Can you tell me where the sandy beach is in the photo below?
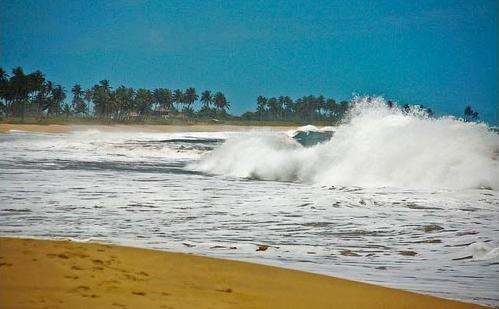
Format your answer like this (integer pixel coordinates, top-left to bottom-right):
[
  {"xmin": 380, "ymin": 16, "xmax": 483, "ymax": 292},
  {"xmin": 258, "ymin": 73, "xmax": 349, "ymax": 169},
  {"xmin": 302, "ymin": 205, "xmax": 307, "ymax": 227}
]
[
  {"xmin": 0, "ymin": 237, "xmax": 485, "ymax": 309},
  {"xmin": 0, "ymin": 123, "xmax": 73, "ymax": 134},
  {"xmin": 0, "ymin": 123, "xmax": 295, "ymax": 134}
]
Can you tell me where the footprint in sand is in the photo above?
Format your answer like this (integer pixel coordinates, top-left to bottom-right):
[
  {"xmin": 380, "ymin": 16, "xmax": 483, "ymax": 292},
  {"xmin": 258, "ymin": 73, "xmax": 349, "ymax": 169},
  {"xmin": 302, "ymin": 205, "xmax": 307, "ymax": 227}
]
[
  {"xmin": 64, "ymin": 275, "xmax": 79, "ymax": 280},
  {"xmin": 47, "ymin": 253, "xmax": 70, "ymax": 259}
]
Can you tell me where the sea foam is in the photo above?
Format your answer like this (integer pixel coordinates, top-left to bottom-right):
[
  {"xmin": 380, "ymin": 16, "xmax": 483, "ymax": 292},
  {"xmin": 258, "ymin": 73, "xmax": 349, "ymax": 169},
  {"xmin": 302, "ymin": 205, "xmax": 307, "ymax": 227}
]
[{"xmin": 193, "ymin": 97, "xmax": 499, "ymax": 190}]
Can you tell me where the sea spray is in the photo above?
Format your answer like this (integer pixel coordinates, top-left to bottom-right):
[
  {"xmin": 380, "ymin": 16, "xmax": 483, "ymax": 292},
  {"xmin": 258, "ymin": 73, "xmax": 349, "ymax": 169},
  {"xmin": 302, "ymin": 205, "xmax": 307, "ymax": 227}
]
[{"xmin": 192, "ymin": 97, "xmax": 499, "ymax": 190}]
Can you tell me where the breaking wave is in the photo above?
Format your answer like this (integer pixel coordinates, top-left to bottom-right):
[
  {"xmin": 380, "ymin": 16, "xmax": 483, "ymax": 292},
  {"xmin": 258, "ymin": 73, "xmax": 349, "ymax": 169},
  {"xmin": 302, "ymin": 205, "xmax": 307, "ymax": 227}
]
[{"xmin": 193, "ymin": 97, "xmax": 499, "ymax": 190}]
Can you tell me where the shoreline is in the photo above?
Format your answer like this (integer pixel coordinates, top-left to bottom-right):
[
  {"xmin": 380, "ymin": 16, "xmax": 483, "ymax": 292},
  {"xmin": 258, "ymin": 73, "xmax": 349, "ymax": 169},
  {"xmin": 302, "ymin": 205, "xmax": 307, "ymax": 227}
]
[
  {"xmin": 0, "ymin": 123, "xmax": 297, "ymax": 134},
  {"xmin": 0, "ymin": 237, "xmax": 486, "ymax": 308}
]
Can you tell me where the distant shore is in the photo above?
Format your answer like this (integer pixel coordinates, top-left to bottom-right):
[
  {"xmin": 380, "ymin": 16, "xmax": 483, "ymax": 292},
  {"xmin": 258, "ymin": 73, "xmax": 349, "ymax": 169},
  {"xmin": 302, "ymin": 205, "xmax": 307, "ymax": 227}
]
[
  {"xmin": 0, "ymin": 237, "xmax": 485, "ymax": 309},
  {"xmin": 0, "ymin": 123, "xmax": 297, "ymax": 134}
]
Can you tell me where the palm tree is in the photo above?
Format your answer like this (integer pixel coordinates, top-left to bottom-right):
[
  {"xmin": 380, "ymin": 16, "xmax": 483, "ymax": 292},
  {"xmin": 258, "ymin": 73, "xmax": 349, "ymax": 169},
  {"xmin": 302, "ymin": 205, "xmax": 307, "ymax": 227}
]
[
  {"xmin": 0, "ymin": 68, "xmax": 10, "ymax": 113},
  {"xmin": 325, "ymin": 98, "xmax": 337, "ymax": 121},
  {"xmin": 277, "ymin": 96, "xmax": 286, "ymax": 120},
  {"xmin": 99, "ymin": 80, "xmax": 112, "ymax": 117},
  {"xmin": 25, "ymin": 71, "xmax": 45, "ymax": 116},
  {"xmin": 8, "ymin": 67, "xmax": 46, "ymax": 121},
  {"xmin": 200, "ymin": 90, "xmax": 212, "ymax": 109},
  {"xmin": 173, "ymin": 89, "xmax": 183, "ymax": 111},
  {"xmin": 316, "ymin": 95, "xmax": 326, "ymax": 119},
  {"xmin": 48, "ymin": 85, "xmax": 66, "ymax": 116},
  {"xmin": 71, "ymin": 84, "xmax": 86, "ymax": 116},
  {"xmin": 135, "ymin": 88, "xmax": 153, "ymax": 116},
  {"xmin": 267, "ymin": 97, "xmax": 278, "ymax": 120},
  {"xmin": 153, "ymin": 88, "xmax": 173, "ymax": 111},
  {"xmin": 256, "ymin": 96, "xmax": 267, "ymax": 121},
  {"xmin": 464, "ymin": 105, "xmax": 479, "ymax": 122},
  {"xmin": 184, "ymin": 87, "xmax": 198, "ymax": 111},
  {"xmin": 213, "ymin": 92, "xmax": 229, "ymax": 113},
  {"xmin": 114, "ymin": 86, "xmax": 136, "ymax": 118},
  {"xmin": 282, "ymin": 96, "xmax": 294, "ymax": 120},
  {"xmin": 0, "ymin": 68, "xmax": 11, "ymax": 114},
  {"xmin": 338, "ymin": 101, "xmax": 350, "ymax": 121},
  {"xmin": 37, "ymin": 80, "xmax": 54, "ymax": 115},
  {"xmin": 89, "ymin": 80, "xmax": 112, "ymax": 118},
  {"xmin": 83, "ymin": 89, "xmax": 93, "ymax": 116},
  {"xmin": 10, "ymin": 67, "xmax": 27, "ymax": 120}
]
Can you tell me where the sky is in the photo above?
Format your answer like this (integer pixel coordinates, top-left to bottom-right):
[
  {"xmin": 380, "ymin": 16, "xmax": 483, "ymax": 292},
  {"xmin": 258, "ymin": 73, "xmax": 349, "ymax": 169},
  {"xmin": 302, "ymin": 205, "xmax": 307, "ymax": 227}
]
[{"xmin": 1, "ymin": 0, "xmax": 497, "ymax": 123}]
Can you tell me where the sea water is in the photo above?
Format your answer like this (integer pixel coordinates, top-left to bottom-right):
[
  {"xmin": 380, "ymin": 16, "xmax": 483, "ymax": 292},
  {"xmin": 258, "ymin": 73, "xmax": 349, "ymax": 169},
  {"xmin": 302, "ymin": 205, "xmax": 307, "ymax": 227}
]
[{"xmin": 1, "ymin": 98, "xmax": 498, "ymax": 305}]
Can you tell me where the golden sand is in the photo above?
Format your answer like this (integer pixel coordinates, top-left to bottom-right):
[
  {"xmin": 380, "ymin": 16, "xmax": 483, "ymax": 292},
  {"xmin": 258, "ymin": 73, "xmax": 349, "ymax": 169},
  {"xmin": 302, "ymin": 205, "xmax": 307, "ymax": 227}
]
[
  {"xmin": 0, "ymin": 237, "xmax": 485, "ymax": 308},
  {"xmin": 0, "ymin": 124, "xmax": 72, "ymax": 134},
  {"xmin": 0, "ymin": 123, "xmax": 295, "ymax": 134}
]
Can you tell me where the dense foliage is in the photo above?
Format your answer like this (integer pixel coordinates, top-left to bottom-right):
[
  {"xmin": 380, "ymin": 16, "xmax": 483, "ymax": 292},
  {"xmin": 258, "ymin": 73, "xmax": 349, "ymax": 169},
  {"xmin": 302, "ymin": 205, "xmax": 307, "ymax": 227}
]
[
  {"xmin": 0, "ymin": 66, "xmax": 473, "ymax": 124},
  {"xmin": 241, "ymin": 95, "xmax": 351, "ymax": 124},
  {"xmin": 0, "ymin": 67, "xmax": 230, "ymax": 121}
]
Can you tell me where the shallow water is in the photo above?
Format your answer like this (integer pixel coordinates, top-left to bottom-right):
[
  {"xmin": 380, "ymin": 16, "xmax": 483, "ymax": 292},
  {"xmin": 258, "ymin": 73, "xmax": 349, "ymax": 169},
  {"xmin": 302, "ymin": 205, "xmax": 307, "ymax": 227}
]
[{"xmin": 1, "ymin": 129, "xmax": 498, "ymax": 306}]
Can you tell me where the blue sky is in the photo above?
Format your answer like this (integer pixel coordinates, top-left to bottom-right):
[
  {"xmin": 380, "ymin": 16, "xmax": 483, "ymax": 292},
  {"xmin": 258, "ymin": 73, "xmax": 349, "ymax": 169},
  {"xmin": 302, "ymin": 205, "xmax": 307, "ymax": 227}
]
[{"xmin": 1, "ymin": 0, "xmax": 496, "ymax": 123}]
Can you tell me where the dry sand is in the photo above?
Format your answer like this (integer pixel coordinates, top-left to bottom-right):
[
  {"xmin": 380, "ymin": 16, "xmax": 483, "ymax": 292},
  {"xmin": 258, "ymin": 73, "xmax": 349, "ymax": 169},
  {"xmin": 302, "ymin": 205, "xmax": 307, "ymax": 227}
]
[
  {"xmin": 0, "ymin": 123, "xmax": 295, "ymax": 134},
  {"xmin": 0, "ymin": 237, "xmax": 485, "ymax": 309}
]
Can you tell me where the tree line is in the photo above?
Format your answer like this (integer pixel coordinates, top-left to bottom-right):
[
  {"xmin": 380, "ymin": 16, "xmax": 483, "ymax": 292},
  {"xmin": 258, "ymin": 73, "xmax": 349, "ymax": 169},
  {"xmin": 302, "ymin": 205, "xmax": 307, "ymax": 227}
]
[
  {"xmin": 242, "ymin": 95, "xmax": 352, "ymax": 123},
  {"xmin": 0, "ymin": 67, "xmax": 66, "ymax": 121},
  {"xmin": 0, "ymin": 67, "xmax": 230, "ymax": 121},
  {"xmin": 0, "ymin": 66, "xmax": 479, "ymax": 124}
]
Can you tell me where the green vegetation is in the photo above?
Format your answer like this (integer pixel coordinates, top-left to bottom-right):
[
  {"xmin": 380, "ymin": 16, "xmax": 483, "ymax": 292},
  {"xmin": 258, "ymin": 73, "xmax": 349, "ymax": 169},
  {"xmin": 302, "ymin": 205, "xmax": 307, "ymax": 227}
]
[
  {"xmin": 1, "ymin": 66, "xmax": 468, "ymax": 126},
  {"xmin": 241, "ymin": 95, "xmax": 351, "ymax": 124},
  {"xmin": 464, "ymin": 105, "xmax": 479, "ymax": 122},
  {"xmin": 0, "ymin": 67, "xmax": 231, "ymax": 124}
]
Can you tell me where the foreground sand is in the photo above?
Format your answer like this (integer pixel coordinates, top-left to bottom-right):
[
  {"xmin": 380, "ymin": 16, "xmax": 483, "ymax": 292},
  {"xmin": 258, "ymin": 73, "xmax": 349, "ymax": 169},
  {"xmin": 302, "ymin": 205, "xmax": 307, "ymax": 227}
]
[
  {"xmin": 0, "ymin": 238, "xmax": 485, "ymax": 309},
  {"xmin": 0, "ymin": 123, "xmax": 295, "ymax": 134}
]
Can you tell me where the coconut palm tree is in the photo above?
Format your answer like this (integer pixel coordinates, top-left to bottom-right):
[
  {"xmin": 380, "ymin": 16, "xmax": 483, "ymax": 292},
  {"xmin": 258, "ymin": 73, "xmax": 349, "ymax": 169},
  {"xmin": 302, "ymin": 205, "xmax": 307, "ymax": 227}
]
[
  {"xmin": 153, "ymin": 88, "xmax": 173, "ymax": 111},
  {"xmin": 325, "ymin": 98, "xmax": 337, "ymax": 120},
  {"xmin": 267, "ymin": 97, "xmax": 278, "ymax": 120},
  {"xmin": 282, "ymin": 96, "xmax": 294, "ymax": 120},
  {"xmin": 173, "ymin": 89, "xmax": 183, "ymax": 111},
  {"xmin": 48, "ymin": 85, "xmax": 66, "ymax": 116},
  {"xmin": 213, "ymin": 92, "xmax": 229, "ymax": 113},
  {"xmin": 71, "ymin": 84, "xmax": 86, "ymax": 116},
  {"xmin": 114, "ymin": 86, "xmax": 136, "ymax": 118},
  {"xmin": 256, "ymin": 96, "xmax": 267, "ymax": 121},
  {"xmin": 184, "ymin": 87, "xmax": 198, "ymax": 111},
  {"xmin": 200, "ymin": 90, "xmax": 212, "ymax": 109},
  {"xmin": 135, "ymin": 88, "xmax": 153, "ymax": 116},
  {"xmin": 464, "ymin": 105, "xmax": 479, "ymax": 122}
]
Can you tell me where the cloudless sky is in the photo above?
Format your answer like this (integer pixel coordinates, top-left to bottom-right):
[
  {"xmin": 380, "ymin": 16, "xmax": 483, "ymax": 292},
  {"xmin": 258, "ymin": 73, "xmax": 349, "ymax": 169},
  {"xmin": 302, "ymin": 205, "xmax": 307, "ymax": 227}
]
[{"xmin": 1, "ymin": 0, "xmax": 497, "ymax": 123}]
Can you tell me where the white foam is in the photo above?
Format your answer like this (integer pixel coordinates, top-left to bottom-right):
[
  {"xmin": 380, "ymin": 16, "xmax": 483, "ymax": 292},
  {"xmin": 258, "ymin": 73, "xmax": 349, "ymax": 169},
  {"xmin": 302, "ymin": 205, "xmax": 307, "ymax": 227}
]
[
  {"xmin": 461, "ymin": 242, "xmax": 499, "ymax": 261},
  {"xmin": 193, "ymin": 96, "xmax": 499, "ymax": 190}
]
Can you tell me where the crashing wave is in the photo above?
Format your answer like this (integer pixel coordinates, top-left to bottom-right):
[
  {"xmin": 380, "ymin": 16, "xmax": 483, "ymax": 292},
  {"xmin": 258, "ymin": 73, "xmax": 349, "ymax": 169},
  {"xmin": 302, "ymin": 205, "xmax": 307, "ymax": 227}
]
[{"xmin": 192, "ymin": 96, "xmax": 499, "ymax": 190}]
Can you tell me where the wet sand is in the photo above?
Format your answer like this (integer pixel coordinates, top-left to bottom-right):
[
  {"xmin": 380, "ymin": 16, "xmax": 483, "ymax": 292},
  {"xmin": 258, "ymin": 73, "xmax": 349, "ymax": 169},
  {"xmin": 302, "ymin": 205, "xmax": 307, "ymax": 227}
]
[
  {"xmin": 0, "ymin": 123, "xmax": 295, "ymax": 134},
  {"xmin": 0, "ymin": 124, "xmax": 72, "ymax": 134},
  {"xmin": 0, "ymin": 237, "xmax": 485, "ymax": 309}
]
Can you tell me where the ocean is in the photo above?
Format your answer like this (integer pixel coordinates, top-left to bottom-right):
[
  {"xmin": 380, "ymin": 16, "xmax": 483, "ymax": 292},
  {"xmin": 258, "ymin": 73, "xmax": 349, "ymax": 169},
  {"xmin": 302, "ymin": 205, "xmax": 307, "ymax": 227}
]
[{"xmin": 1, "ymin": 101, "xmax": 498, "ymax": 306}]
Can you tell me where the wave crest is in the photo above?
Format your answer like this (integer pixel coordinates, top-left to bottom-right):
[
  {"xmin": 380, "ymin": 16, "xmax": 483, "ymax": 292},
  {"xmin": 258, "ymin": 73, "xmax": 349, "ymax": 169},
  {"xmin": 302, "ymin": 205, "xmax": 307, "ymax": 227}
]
[{"xmin": 193, "ymin": 97, "xmax": 499, "ymax": 190}]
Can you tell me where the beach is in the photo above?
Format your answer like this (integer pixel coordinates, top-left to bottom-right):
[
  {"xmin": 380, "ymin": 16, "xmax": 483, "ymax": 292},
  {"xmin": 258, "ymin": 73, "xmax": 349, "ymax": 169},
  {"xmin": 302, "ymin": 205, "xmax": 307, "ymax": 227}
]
[
  {"xmin": 0, "ymin": 237, "xmax": 485, "ymax": 309},
  {"xmin": 1, "ymin": 123, "xmax": 497, "ymax": 306},
  {"xmin": 0, "ymin": 123, "xmax": 295, "ymax": 134}
]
